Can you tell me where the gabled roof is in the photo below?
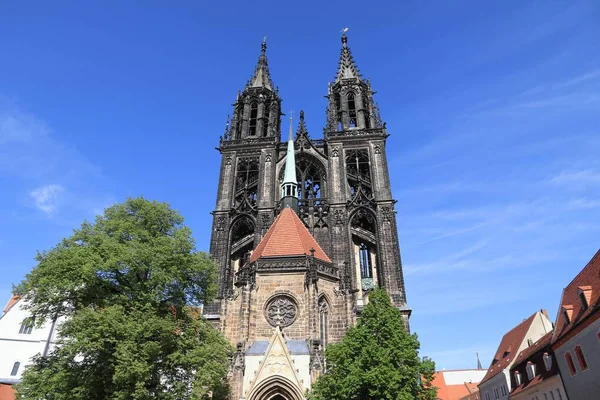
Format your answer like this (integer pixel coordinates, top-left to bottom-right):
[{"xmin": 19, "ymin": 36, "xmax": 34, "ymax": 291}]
[
  {"xmin": 552, "ymin": 249, "xmax": 600, "ymax": 345},
  {"xmin": 512, "ymin": 331, "xmax": 553, "ymax": 367},
  {"xmin": 249, "ymin": 208, "xmax": 331, "ymax": 263},
  {"xmin": 481, "ymin": 311, "xmax": 540, "ymax": 383},
  {"xmin": 2, "ymin": 295, "xmax": 20, "ymax": 314}
]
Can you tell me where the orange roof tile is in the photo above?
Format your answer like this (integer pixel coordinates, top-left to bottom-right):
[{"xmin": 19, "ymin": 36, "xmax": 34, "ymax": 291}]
[
  {"xmin": 0, "ymin": 384, "xmax": 15, "ymax": 400},
  {"xmin": 552, "ymin": 249, "xmax": 600, "ymax": 345},
  {"xmin": 3, "ymin": 295, "xmax": 20, "ymax": 314},
  {"xmin": 481, "ymin": 311, "xmax": 540, "ymax": 383},
  {"xmin": 432, "ymin": 371, "xmax": 484, "ymax": 400},
  {"xmin": 249, "ymin": 208, "xmax": 331, "ymax": 263}
]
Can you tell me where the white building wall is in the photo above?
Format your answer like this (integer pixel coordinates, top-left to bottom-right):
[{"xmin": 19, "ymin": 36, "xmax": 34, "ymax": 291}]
[
  {"xmin": 479, "ymin": 311, "xmax": 553, "ymax": 400},
  {"xmin": 511, "ymin": 374, "xmax": 568, "ymax": 400},
  {"xmin": 479, "ymin": 370, "xmax": 510, "ymax": 400},
  {"xmin": 0, "ymin": 298, "xmax": 60, "ymax": 383}
]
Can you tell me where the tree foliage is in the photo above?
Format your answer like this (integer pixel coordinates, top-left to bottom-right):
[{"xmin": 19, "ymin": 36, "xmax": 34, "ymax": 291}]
[
  {"xmin": 14, "ymin": 197, "xmax": 232, "ymax": 400},
  {"xmin": 309, "ymin": 288, "xmax": 436, "ymax": 400}
]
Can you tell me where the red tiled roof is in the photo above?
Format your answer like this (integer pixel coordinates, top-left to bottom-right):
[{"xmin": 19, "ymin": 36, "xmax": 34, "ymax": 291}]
[
  {"xmin": 510, "ymin": 331, "xmax": 558, "ymax": 396},
  {"xmin": 0, "ymin": 384, "xmax": 15, "ymax": 400},
  {"xmin": 513, "ymin": 331, "xmax": 553, "ymax": 365},
  {"xmin": 249, "ymin": 208, "xmax": 331, "ymax": 263},
  {"xmin": 552, "ymin": 249, "xmax": 600, "ymax": 345},
  {"xmin": 481, "ymin": 311, "xmax": 540, "ymax": 383},
  {"xmin": 2, "ymin": 295, "xmax": 20, "ymax": 314},
  {"xmin": 432, "ymin": 371, "xmax": 484, "ymax": 400}
]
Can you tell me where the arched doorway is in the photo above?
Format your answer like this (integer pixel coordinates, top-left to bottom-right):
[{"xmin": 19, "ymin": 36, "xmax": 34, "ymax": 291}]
[{"xmin": 248, "ymin": 376, "xmax": 304, "ymax": 400}]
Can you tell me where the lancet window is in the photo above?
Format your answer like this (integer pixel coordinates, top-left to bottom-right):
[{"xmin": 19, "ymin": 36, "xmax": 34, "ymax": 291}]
[
  {"xmin": 351, "ymin": 209, "xmax": 377, "ymax": 291},
  {"xmin": 362, "ymin": 94, "xmax": 371, "ymax": 129},
  {"xmin": 347, "ymin": 92, "xmax": 357, "ymax": 128},
  {"xmin": 345, "ymin": 149, "xmax": 372, "ymax": 198},
  {"xmin": 262, "ymin": 105, "xmax": 270, "ymax": 137},
  {"xmin": 230, "ymin": 216, "xmax": 255, "ymax": 274},
  {"xmin": 235, "ymin": 158, "xmax": 259, "ymax": 209},
  {"xmin": 319, "ymin": 297, "xmax": 330, "ymax": 346},
  {"xmin": 278, "ymin": 155, "xmax": 326, "ymax": 204},
  {"xmin": 296, "ymin": 157, "xmax": 324, "ymax": 200},
  {"xmin": 359, "ymin": 243, "xmax": 373, "ymax": 279},
  {"xmin": 334, "ymin": 92, "xmax": 342, "ymax": 130},
  {"xmin": 249, "ymin": 103, "xmax": 258, "ymax": 136}
]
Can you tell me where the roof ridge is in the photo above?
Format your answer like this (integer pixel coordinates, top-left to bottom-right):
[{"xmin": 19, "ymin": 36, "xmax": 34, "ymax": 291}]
[{"xmin": 560, "ymin": 249, "xmax": 600, "ymax": 290}]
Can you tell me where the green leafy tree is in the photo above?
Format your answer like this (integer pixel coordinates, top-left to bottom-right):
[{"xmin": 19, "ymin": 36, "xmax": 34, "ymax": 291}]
[
  {"xmin": 14, "ymin": 197, "xmax": 232, "ymax": 400},
  {"xmin": 309, "ymin": 288, "xmax": 436, "ymax": 400}
]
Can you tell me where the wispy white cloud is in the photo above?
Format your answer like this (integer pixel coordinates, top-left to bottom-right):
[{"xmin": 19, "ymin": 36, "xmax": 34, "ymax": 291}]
[
  {"xmin": 0, "ymin": 97, "xmax": 112, "ymax": 219},
  {"xmin": 548, "ymin": 169, "xmax": 600, "ymax": 186},
  {"xmin": 30, "ymin": 184, "xmax": 64, "ymax": 215}
]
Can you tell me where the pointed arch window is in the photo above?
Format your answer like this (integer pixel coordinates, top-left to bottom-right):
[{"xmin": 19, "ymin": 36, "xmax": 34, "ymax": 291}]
[
  {"xmin": 334, "ymin": 92, "xmax": 342, "ymax": 130},
  {"xmin": 347, "ymin": 92, "xmax": 357, "ymax": 128},
  {"xmin": 362, "ymin": 94, "xmax": 371, "ymax": 129},
  {"xmin": 262, "ymin": 104, "xmax": 270, "ymax": 137},
  {"xmin": 249, "ymin": 102, "xmax": 258, "ymax": 136},
  {"xmin": 359, "ymin": 243, "xmax": 373, "ymax": 279},
  {"xmin": 319, "ymin": 297, "xmax": 329, "ymax": 346}
]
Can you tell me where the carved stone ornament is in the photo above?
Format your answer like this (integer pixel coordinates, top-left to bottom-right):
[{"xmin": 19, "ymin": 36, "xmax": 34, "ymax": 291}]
[
  {"xmin": 334, "ymin": 209, "xmax": 345, "ymax": 225},
  {"xmin": 265, "ymin": 152, "xmax": 272, "ymax": 163},
  {"xmin": 265, "ymin": 296, "xmax": 298, "ymax": 328},
  {"xmin": 331, "ymin": 147, "xmax": 340, "ymax": 157},
  {"xmin": 225, "ymin": 157, "xmax": 233, "ymax": 166},
  {"xmin": 381, "ymin": 206, "xmax": 393, "ymax": 223},
  {"xmin": 216, "ymin": 216, "xmax": 226, "ymax": 231},
  {"xmin": 374, "ymin": 144, "xmax": 381, "ymax": 155}
]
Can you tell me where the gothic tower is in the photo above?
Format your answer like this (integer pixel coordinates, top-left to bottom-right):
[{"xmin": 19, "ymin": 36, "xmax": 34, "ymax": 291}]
[{"xmin": 205, "ymin": 34, "xmax": 411, "ymax": 400}]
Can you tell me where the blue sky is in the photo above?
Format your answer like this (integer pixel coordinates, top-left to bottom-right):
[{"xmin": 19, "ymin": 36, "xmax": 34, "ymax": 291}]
[{"xmin": 1, "ymin": 1, "xmax": 599, "ymax": 370}]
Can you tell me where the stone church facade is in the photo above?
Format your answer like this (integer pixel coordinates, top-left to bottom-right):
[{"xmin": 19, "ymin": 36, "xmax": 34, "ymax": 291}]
[{"xmin": 203, "ymin": 34, "xmax": 410, "ymax": 400}]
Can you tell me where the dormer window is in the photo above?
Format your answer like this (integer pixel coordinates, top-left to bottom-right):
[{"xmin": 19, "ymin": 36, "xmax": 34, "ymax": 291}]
[
  {"xmin": 514, "ymin": 371, "xmax": 522, "ymax": 386},
  {"xmin": 562, "ymin": 305, "xmax": 573, "ymax": 325},
  {"xmin": 502, "ymin": 350, "xmax": 510, "ymax": 358},
  {"xmin": 578, "ymin": 286, "xmax": 591, "ymax": 311},
  {"xmin": 526, "ymin": 362, "xmax": 536, "ymax": 380},
  {"xmin": 543, "ymin": 352, "xmax": 552, "ymax": 371}
]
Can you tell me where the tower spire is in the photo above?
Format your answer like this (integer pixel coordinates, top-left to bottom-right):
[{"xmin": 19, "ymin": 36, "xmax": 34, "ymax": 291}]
[
  {"xmin": 248, "ymin": 38, "xmax": 274, "ymax": 90},
  {"xmin": 335, "ymin": 29, "xmax": 362, "ymax": 82},
  {"xmin": 281, "ymin": 111, "xmax": 298, "ymax": 212}
]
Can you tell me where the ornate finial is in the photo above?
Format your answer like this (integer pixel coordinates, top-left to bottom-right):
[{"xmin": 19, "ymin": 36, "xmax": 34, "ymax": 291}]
[
  {"xmin": 224, "ymin": 115, "xmax": 231, "ymax": 140},
  {"xmin": 341, "ymin": 28, "xmax": 349, "ymax": 45},
  {"xmin": 261, "ymin": 37, "xmax": 267, "ymax": 52},
  {"xmin": 299, "ymin": 110, "xmax": 304, "ymax": 121}
]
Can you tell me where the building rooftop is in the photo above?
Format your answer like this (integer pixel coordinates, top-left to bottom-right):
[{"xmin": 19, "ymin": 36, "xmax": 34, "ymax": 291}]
[
  {"xmin": 432, "ymin": 369, "xmax": 486, "ymax": 400},
  {"xmin": 249, "ymin": 208, "xmax": 331, "ymax": 263},
  {"xmin": 552, "ymin": 249, "xmax": 600, "ymax": 346},
  {"xmin": 481, "ymin": 311, "xmax": 541, "ymax": 383}
]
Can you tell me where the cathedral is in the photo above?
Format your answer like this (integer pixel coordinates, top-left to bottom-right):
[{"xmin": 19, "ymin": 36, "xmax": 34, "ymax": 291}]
[{"xmin": 202, "ymin": 33, "xmax": 410, "ymax": 400}]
